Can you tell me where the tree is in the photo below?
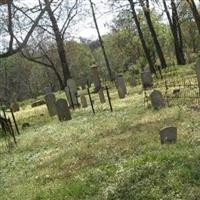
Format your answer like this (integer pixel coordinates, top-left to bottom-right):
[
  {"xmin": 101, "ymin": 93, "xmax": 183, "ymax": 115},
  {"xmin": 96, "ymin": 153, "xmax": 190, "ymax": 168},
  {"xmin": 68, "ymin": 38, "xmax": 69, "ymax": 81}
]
[
  {"xmin": 128, "ymin": 0, "xmax": 157, "ymax": 75},
  {"xmin": 162, "ymin": 0, "xmax": 186, "ymax": 65},
  {"xmin": 186, "ymin": 0, "xmax": 200, "ymax": 35},
  {"xmin": 140, "ymin": 0, "xmax": 167, "ymax": 68},
  {"xmin": 89, "ymin": 0, "xmax": 113, "ymax": 80},
  {"xmin": 22, "ymin": 0, "xmax": 80, "ymax": 89},
  {"xmin": 0, "ymin": 0, "xmax": 47, "ymax": 58}
]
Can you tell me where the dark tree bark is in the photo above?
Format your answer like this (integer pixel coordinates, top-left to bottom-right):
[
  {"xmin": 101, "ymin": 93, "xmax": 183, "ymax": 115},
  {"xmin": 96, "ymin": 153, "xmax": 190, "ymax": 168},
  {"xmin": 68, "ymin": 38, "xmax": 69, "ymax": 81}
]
[
  {"xmin": 44, "ymin": 0, "xmax": 71, "ymax": 86},
  {"xmin": 186, "ymin": 0, "xmax": 200, "ymax": 35},
  {"xmin": 140, "ymin": 0, "xmax": 167, "ymax": 68},
  {"xmin": 162, "ymin": 0, "xmax": 186, "ymax": 65},
  {"xmin": 128, "ymin": 0, "xmax": 157, "ymax": 75},
  {"xmin": 89, "ymin": 0, "xmax": 113, "ymax": 80}
]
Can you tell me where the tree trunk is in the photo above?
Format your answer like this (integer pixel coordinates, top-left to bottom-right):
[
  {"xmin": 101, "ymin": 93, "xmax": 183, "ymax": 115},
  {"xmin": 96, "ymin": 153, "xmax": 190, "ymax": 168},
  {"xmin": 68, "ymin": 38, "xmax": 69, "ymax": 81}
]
[
  {"xmin": 51, "ymin": 66, "xmax": 65, "ymax": 90},
  {"xmin": 162, "ymin": 0, "xmax": 186, "ymax": 65},
  {"xmin": 128, "ymin": 0, "xmax": 157, "ymax": 75},
  {"xmin": 89, "ymin": 0, "xmax": 113, "ymax": 80},
  {"xmin": 186, "ymin": 0, "xmax": 200, "ymax": 35},
  {"xmin": 44, "ymin": 0, "xmax": 71, "ymax": 87},
  {"xmin": 141, "ymin": 0, "xmax": 167, "ymax": 68},
  {"xmin": 171, "ymin": 0, "xmax": 185, "ymax": 65}
]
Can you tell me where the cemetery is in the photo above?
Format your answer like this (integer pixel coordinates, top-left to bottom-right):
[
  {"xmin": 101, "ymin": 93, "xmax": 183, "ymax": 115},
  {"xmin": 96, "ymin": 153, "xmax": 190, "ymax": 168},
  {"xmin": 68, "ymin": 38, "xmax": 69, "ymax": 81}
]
[{"xmin": 1, "ymin": 0, "xmax": 200, "ymax": 199}]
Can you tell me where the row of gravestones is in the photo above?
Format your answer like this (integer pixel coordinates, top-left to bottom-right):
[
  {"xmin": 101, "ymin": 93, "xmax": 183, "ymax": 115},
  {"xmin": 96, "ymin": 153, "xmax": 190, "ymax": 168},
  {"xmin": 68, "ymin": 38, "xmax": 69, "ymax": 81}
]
[{"xmin": 45, "ymin": 93, "xmax": 71, "ymax": 122}]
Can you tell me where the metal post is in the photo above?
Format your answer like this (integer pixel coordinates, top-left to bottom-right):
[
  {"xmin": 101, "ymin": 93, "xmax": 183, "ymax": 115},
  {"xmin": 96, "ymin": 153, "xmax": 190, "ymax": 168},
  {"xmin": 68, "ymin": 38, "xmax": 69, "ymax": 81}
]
[
  {"xmin": 105, "ymin": 86, "xmax": 113, "ymax": 112},
  {"xmin": 87, "ymin": 82, "xmax": 95, "ymax": 114}
]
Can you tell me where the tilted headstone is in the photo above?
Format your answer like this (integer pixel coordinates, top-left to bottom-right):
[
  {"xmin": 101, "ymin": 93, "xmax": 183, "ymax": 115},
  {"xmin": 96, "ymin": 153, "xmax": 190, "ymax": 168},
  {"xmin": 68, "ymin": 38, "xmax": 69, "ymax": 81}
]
[
  {"xmin": 141, "ymin": 66, "xmax": 153, "ymax": 89},
  {"xmin": 98, "ymin": 88, "xmax": 106, "ymax": 103},
  {"xmin": 160, "ymin": 126, "xmax": 177, "ymax": 144},
  {"xmin": 91, "ymin": 64, "xmax": 101, "ymax": 92},
  {"xmin": 56, "ymin": 99, "xmax": 71, "ymax": 122},
  {"xmin": 115, "ymin": 74, "xmax": 127, "ymax": 99},
  {"xmin": 195, "ymin": 58, "xmax": 200, "ymax": 93},
  {"xmin": 45, "ymin": 93, "xmax": 57, "ymax": 116},
  {"xmin": 44, "ymin": 86, "xmax": 52, "ymax": 95},
  {"xmin": 31, "ymin": 100, "xmax": 46, "ymax": 108},
  {"xmin": 80, "ymin": 94, "xmax": 87, "ymax": 108},
  {"xmin": 150, "ymin": 90, "xmax": 165, "ymax": 109}
]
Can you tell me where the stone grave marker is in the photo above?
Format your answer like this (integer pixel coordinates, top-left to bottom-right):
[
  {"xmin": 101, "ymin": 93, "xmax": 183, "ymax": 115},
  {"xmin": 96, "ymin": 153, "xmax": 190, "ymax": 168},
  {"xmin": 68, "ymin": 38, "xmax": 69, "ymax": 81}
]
[
  {"xmin": 80, "ymin": 94, "xmax": 87, "ymax": 108},
  {"xmin": 67, "ymin": 79, "xmax": 77, "ymax": 94},
  {"xmin": 45, "ymin": 93, "xmax": 57, "ymax": 116},
  {"xmin": 65, "ymin": 79, "xmax": 79, "ymax": 107},
  {"xmin": 31, "ymin": 100, "xmax": 46, "ymax": 108},
  {"xmin": 91, "ymin": 64, "xmax": 101, "ymax": 92},
  {"xmin": 141, "ymin": 66, "xmax": 153, "ymax": 89},
  {"xmin": 195, "ymin": 58, "xmax": 200, "ymax": 93},
  {"xmin": 98, "ymin": 88, "xmax": 106, "ymax": 103},
  {"xmin": 160, "ymin": 126, "xmax": 177, "ymax": 144},
  {"xmin": 150, "ymin": 90, "xmax": 165, "ymax": 109},
  {"xmin": 56, "ymin": 99, "xmax": 71, "ymax": 121},
  {"xmin": 115, "ymin": 74, "xmax": 127, "ymax": 99}
]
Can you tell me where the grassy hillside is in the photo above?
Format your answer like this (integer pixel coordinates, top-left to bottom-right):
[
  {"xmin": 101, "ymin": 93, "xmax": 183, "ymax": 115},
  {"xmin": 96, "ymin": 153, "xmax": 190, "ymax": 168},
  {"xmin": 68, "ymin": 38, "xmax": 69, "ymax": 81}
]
[{"xmin": 1, "ymin": 64, "xmax": 200, "ymax": 200}]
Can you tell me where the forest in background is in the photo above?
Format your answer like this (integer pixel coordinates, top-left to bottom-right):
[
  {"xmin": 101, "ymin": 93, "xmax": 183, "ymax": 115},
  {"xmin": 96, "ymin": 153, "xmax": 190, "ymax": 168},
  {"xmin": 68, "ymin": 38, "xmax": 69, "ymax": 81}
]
[{"xmin": 0, "ymin": 0, "xmax": 199, "ymax": 101}]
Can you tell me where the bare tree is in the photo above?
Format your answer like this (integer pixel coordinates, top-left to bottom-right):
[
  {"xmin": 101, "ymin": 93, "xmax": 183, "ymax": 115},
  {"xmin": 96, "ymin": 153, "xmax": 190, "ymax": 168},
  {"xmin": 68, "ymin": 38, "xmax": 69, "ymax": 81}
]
[
  {"xmin": 21, "ymin": 0, "xmax": 80, "ymax": 89},
  {"xmin": 0, "ymin": 0, "xmax": 47, "ymax": 58}
]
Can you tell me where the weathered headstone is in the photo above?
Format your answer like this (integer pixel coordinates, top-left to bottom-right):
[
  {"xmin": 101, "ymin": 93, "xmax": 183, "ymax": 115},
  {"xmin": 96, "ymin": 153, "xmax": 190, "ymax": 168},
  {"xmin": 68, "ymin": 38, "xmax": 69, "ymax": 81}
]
[
  {"xmin": 160, "ymin": 126, "xmax": 177, "ymax": 144},
  {"xmin": 45, "ymin": 93, "xmax": 57, "ymax": 116},
  {"xmin": 65, "ymin": 86, "xmax": 78, "ymax": 107},
  {"xmin": 31, "ymin": 100, "xmax": 46, "ymax": 108},
  {"xmin": 195, "ymin": 58, "xmax": 200, "ymax": 93},
  {"xmin": 67, "ymin": 79, "xmax": 77, "ymax": 94},
  {"xmin": 91, "ymin": 64, "xmax": 101, "ymax": 92},
  {"xmin": 80, "ymin": 94, "xmax": 87, "ymax": 108},
  {"xmin": 150, "ymin": 90, "xmax": 165, "ymax": 109},
  {"xmin": 115, "ymin": 74, "xmax": 127, "ymax": 99},
  {"xmin": 98, "ymin": 88, "xmax": 106, "ymax": 103},
  {"xmin": 44, "ymin": 86, "xmax": 52, "ymax": 95},
  {"xmin": 56, "ymin": 99, "xmax": 71, "ymax": 121},
  {"xmin": 141, "ymin": 66, "xmax": 153, "ymax": 89}
]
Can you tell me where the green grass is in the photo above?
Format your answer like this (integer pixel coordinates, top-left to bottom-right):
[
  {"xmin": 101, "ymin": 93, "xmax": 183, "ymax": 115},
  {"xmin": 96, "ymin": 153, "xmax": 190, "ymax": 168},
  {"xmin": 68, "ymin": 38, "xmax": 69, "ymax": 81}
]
[{"xmin": 1, "ymin": 64, "xmax": 200, "ymax": 200}]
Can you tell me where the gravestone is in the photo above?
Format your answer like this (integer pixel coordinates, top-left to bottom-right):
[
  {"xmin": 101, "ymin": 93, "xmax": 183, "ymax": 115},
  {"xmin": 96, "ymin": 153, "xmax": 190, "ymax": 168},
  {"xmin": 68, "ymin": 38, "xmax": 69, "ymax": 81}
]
[
  {"xmin": 98, "ymin": 88, "xmax": 106, "ymax": 103},
  {"xmin": 45, "ymin": 93, "xmax": 57, "ymax": 116},
  {"xmin": 56, "ymin": 99, "xmax": 71, "ymax": 122},
  {"xmin": 141, "ymin": 66, "xmax": 153, "ymax": 89},
  {"xmin": 150, "ymin": 90, "xmax": 165, "ymax": 109},
  {"xmin": 160, "ymin": 126, "xmax": 177, "ymax": 144},
  {"xmin": 80, "ymin": 94, "xmax": 87, "ymax": 108},
  {"xmin": 67, "ymin": 79, "xmax": 77, "ymax": 94},
  {"xmin": 44, "ymin": 86, "xmax": 52, "ymax": 95},
  {"xmin": 11, "ymin": 102, "xmax": 20, "ymax": 112},
  {"xmin": 115, "ymin": 74, "xmax": 127, "ymax": 99},
  {"xmin": 195, "ymin": 58, "xmax": 200, "ymax": 93},
  {"xmin": 130, "ymin": 73, "xmax": 137, "ymax": 87},
  {"xmin": 31, "ymin": 100, "xmax": 46, "ymax": 108},
  {"xmin": 91, "ymin": 64, "xmax": 101, "ymax": 92},
  {"xmin": 65, "ymin": 86, "xmax": 78, "ymax": 107}
]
